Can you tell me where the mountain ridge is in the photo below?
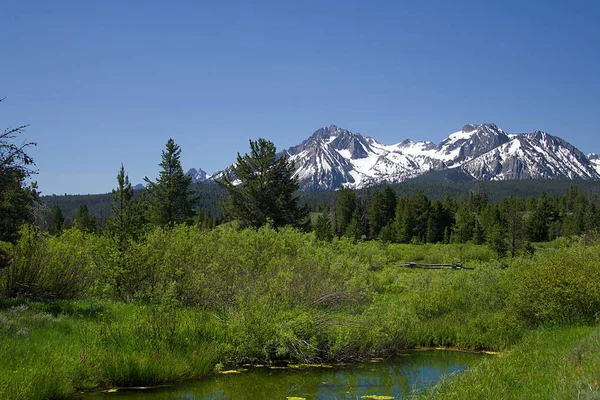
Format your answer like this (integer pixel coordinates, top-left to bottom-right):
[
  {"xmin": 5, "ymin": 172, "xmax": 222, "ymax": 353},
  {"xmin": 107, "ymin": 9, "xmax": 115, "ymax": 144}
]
[{"xmin": 186, "ymin": 123, "xmax": 600, "ymax": 191}]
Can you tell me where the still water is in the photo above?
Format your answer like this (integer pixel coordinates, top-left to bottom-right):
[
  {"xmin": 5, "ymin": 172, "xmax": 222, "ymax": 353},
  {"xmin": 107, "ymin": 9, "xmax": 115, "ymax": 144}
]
[{"xmin": 84, "ymin": 350, "xmax": 485, "ymax": 400}]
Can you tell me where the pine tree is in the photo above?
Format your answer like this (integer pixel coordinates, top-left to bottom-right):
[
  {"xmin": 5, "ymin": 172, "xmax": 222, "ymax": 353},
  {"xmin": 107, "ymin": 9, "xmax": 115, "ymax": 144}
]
[
  {"xmin": 366, "ymin": 185, "xmax": 397, "ymax": 239},
  {"xmin": 144, "ymin": 139, "xmax": 196, "ymax": 227},
  {"xmin": 472, "ymin": 218, "xmax": 486, "ymax": 245},
  {"xmin": 106, "ymin": 164, "xmax": 140, "ymax": 246},
  {"xmin": 48, "ymin": 204, "xmax": 65, "ymax": 235},
  {"xmin": 217, "ymin": 138, "xmax": 309, "ymax": 230},
  {"xmin": 313, "ymin": 213, "xmax": 333, "ymax": 242},
  {"xmin": 73, "ymin": 204, "xmax": 97, "ymax": 233},
  {"xmin": 499, "ymin": 195, "xmax": 525, "ymax": 258},
  {"xmin": 426, "ymin": 201, "xmax": 445, "ymax": 243},
  {"xmin": 410, "ymin": 191, "xmax": 431, "ymax": 242},
  {"xmin": 334, "ymin": 187, "xmax": 356, "ymax": 237},
  {"xmin": 0, "ymin": 99, "xmax": 38, "ymax": 243},
  {"xmin": 394, "ymin": 196, "xmax": 414, "ymax": 243},
  {"xmin": 345, "ymin": 208, "xmax": 364, "ymax": 240},
  {"xmin": 525, "ymin": 192, "xmax": 556, "ymax": 242},
  {"xmin": 453, "ymin": 203, "xmax": 475, "ymax": 243},
  {"xmin": 195, "ymin": 210, "xmax": 216, "ymax": 231}
]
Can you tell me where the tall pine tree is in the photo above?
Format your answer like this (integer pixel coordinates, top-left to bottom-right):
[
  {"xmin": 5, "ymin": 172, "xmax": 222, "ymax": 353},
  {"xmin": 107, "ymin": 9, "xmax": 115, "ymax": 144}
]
[
  {"xmin": 106, "ymin": 164, "xmax": 140, "ymax": 246},
  {"xmin": 217, "ymin": 138, "xmax": 309, "ymax": 230},
  {"xmin": 1, "ymin": 98, "xmax": 38, "ymax": 243},
  {"xmin": 73, "ymin": 204, "xmax": 97, "ymax": 233},
  {"xmin": 144, "ymin": 139, "xmax": 196, "ymax": 227},
  {"xmin": 48, "ymin": 204, "xmax": 65, "ymax": 235},
  {"xmin": 334, "ymin": 187, "xmax": 356, "ymax": 237},
  {"xmin": 366, "ymin": 185, "xmax": 397, "ymax": 239}
]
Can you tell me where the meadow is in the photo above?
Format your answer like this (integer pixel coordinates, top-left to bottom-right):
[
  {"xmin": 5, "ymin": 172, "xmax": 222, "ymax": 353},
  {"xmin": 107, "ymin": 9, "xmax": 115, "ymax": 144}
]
[{"xmin": 1, "ymin": 225, "xmax": 599, "ymax": 399}]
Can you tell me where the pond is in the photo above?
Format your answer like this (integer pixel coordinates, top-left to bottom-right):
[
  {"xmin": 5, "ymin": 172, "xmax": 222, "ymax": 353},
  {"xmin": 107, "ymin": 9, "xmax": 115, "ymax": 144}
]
[{"xmin": 84, "ymin": 350, "xmax": 486, "ymax": 400}]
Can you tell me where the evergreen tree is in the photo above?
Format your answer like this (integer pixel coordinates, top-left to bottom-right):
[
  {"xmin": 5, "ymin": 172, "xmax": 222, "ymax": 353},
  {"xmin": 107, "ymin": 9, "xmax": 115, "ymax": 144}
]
[
  {"xmin": 313, "ymin": 213, "xmax": 333, "ymax": 242},
  {"xmin": 453, "ymin": 203, "xmax": 475, "ymax": 243},
  {"xmin": 106, "ymin": 164, "xmax": 140, "ymax": 246},
  {"xmin": 48, "ymin": 204, "xmax": 65, "ymax": 235},
  {"xmin": 144, "ymin": 138, "xmax": 196, "ymax": 227},
  {"xmin": 366, "ymin": 185, "xmax": 397, "ymax": 239},
  {"xmin": 334, "ymin": 187, "xmax": 356, "ymax": 237},
  {"xmin": 195, "ymin": 209, "xmax": 216, "ymax": 231},
  {"xmin": 0, "ymin": 99, "xmax": 38, "ymax": 243},
  {"xmin": 73, "ymin": 204, "xmax": 97, "ymax": 233},
  {"xmin": 487, "ymin": 223, "xmax": 507, "ymax": 258},
  {"xmin": 345, "ymin": 208, "xmax": 364, "ymax": 240},
  {"xmin": 217, "ymin": 138, "xmax": 309, "ymax": 230},
  {"xmin": 561, "ymin": 186, "xmax": 588, "ymax": 236},
  {"xmin": 472, "ymin": 218, "xmax": 486, "ymax": 245},
  {"xmin": 410, "ymin": 191, "xmax": 431, "ymax": 242},
  {"xmin": 426, "ymin": 200, "xmax": 450, "ymax": 244},
  {"xmin": 479, "ymin": 203, "xmax": 500, "ymax": 237},
  {"xmin": 499, "ymin": 195, "xmax": 525, "ymax": 258},
  {"xmin": 394, "ymin": 195, "xmax": 414, "ymax": 243},
  {"xmin": 525, "ymin": 192, "xmax": 556, "ymax": 242}
]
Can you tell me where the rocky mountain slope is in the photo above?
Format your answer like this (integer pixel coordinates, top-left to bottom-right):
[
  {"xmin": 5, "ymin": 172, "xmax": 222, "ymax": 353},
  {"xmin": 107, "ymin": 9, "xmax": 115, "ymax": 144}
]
[{"xmin": 188, "ymin": 123, "xmax": 600, "ymax": 191}]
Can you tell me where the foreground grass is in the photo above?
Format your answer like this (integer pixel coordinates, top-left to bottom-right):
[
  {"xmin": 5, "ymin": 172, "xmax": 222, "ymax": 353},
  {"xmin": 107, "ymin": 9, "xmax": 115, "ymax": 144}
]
[
  {"xmin": 0, "ymin": 300, "xmax": 220, "ymax": 400},
  {"xmin": 419, "ymin": 325, "xmax": 600, "ymax": 399},
  {"xmin": 2, "ymin": 227, "xmax": 600, "ymax": 399}
]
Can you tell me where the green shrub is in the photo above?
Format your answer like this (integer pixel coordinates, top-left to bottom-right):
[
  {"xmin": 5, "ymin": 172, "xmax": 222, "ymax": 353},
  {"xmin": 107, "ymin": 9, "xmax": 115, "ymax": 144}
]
[
  {"xmin": 510, "ymin": 242, "xmax": 600, "ymax": 325},
  {"xmin": 1, "ymin": 227, "xmax": 99, "ymax": 300}
]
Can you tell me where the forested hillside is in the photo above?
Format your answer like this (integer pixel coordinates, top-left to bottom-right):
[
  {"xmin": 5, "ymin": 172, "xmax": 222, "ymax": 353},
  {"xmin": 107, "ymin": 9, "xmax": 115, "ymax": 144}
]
[{"xmin": 41, "ymin": 179, "xmax": 600, "ymax": 227}]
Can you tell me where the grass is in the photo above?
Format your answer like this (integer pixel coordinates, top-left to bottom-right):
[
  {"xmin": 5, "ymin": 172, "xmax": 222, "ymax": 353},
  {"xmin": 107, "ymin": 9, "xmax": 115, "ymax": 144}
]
[
  {"xmin": 418, "ymin": 325, "xmax": 600, "ymax": 399},
  {"xmin": 1, "ymin": 227, "xmax": 599, "ymax": 399},
  {"xmin": 0, "ymin": 301, "xmax": 221, "ymax": 399}
]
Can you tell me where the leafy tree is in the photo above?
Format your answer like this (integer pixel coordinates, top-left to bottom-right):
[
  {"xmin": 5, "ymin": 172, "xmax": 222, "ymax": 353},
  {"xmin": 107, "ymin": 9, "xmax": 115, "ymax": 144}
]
[
  {"xmin": 73, "ymin": 204, "xmax": 97, "ymax": 233},
  {"xmin": 217, "ymin": 138, "xmax": 309, "ymax": 230},
  {"xmin": 0, "ymin": 98, "xmax": 38, "ymax": 243},
  {"xmin": 144, "ymin": 138, "xmax": 196, "ymax": 227},
  {"xmin": 48, "ymin": 204, "xmax": 65, "ymax": 235},
  {"xmin": 106, "ymin": 164, "xmax": 140, "ymax": 246}
]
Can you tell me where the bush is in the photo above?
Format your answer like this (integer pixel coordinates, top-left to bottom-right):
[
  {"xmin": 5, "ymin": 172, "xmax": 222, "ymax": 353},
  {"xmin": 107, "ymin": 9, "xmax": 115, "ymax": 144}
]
[
  {"xmin": 1, "ymin": 227, "xmax": 99, "ymax": 300},
  {"xmin": 510, "ymin": 241, "xmax": 600, "ymax": 325}
]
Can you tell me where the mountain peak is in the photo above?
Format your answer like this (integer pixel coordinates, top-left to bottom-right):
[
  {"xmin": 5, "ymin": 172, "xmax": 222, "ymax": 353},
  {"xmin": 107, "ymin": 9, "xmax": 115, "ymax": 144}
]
[
  {"xmin": 190, "ymin": 123, "xmax": 600, "ymax": 190},
  {"xmin": 461, "ymin": 124, "xmax": 479, "ymax": 132},
  {"xmin": 306, "ymin": 125, "xmax": 350, "ymax": 142}
]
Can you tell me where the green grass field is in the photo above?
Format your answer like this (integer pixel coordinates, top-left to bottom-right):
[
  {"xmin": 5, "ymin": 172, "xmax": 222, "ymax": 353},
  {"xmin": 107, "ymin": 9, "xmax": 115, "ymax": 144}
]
[{"xmin": 1, "ymin": 226, "xmax": 599, "ymax": 399}]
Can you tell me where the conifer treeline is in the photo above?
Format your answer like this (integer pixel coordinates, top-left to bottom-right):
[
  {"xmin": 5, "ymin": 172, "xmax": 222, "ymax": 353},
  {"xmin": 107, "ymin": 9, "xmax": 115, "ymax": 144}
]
[
  {"xmin": 318, "ymin": 185, "xmax": 600, "ymax": 257},
  {"xmin": 41, "ymin": 137, "xmax": 600, "ymax": 259}
]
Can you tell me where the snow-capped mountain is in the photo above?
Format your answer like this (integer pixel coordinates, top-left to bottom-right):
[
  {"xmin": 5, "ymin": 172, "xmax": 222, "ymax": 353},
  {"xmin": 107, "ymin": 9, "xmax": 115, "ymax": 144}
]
[
  {"xmin": 462, "ymin": 131, "xmax": 598, "ymax": 181},
  {"xmin": 188, "ymin": 123, "xmax": 600, "ymax": 191},
  {"xmin": 186, "ymin": 167, "xmax": 213, "ymax": 183}
]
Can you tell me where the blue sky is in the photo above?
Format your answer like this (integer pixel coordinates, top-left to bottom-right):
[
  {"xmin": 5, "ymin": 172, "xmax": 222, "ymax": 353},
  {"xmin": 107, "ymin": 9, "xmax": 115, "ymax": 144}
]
[{"xmin": 2, "ymin": 0, "xmax": 599, "ymax": 194}]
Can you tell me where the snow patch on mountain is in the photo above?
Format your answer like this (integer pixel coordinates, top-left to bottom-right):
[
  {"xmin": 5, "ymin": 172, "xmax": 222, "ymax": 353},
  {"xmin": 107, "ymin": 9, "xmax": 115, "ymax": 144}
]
[
  {"xmin": 588, "ymin": 153, "xmax": 600, "ymax": 175},
  {"xmin": 188, "ymin": 123, "xmax": 600, "ymax": 190},
  {"xmin": 186, "ymin": 167, "xmax": 213, "ymax": 183}
]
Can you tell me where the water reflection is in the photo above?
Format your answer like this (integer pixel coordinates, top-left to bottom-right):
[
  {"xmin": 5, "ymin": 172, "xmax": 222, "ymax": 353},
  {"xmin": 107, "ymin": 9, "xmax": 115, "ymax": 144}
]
[{"xmin": 84, "ymin": 350, "xmax": 485, "ymax": 400}]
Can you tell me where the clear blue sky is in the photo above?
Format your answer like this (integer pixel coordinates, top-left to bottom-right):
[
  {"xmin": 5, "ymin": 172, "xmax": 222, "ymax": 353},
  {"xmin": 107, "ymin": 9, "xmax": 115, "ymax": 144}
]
[{"xmin": 2, "ymin": 0, "xmax": 599, "ymax": 194}]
